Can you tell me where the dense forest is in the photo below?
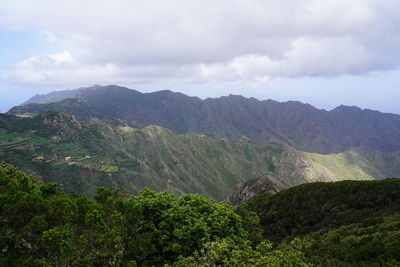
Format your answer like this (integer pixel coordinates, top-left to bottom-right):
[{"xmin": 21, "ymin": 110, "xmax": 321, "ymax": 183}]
[
  {"xmin": 0, "ymin": 163, "xmax": 308, "ymax": 266},
  {"xmin": 1, "ymin": 163, "xmax": 400, "ymax": 266},
  {"xmin": 241, "ymin": 180, "xmax": 400, "ymax": 266}
]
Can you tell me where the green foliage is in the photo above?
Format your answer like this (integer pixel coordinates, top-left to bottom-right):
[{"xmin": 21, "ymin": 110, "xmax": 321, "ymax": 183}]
[
  {"xmin": 126, "ymin": 189, "xmax": 247, "ymax": 265},
  {"xmin": 3, "ymin": 163, "xmax": 399, "ymax": 266},
  {"xmin": 300, "ymin": 214, "xmax": 400, "ymax": 266},
  {"xmin": 234, "ymin": 205, "xmax": 263, "ymax": 245},
  {"xmin": 243, "ymin": 179, "xmax": 400, "ymax": 242},
  {"xmin": 172, "ymin": 238, "xmax": 311, "ymax": 266},
  {"xmin": 0, "ymin": 164, "xmax": 129, "ymax": 265},
  {"xmin": 3, "ymin": 163, "xmax": 296, "ymax": 266},
  {"xmin": 242, "ymin": 179, "xmax": 400, "ymax": 266}
]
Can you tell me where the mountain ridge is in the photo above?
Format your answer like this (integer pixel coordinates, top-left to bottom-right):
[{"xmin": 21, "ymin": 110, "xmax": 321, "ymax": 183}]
[
  {"xmin": 9, "ymin": 85, "xmax": 400, "ymax": 154},
  {"xmin": 21, "ymin": 85, "xmax": 398, "ymax": 116},
  {"xmin": 2, "ymin": 111, "xmax": 399, "ymax": 200}
]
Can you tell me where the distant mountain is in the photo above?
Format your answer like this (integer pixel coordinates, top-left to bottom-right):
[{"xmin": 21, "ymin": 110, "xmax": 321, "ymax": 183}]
[
  {"xmin": 2, "ymin": 111, "xmax": 398, "ymax": 200},
  {"xmin": 21, "ymin": 85, "xmax": 102, "ymax": 105},
  {"xmin": 9, "ymin": 85, "xmax": 400, "ymax": 153},
  {"xmin": 22, "ymin": 89, "xmax": 77, "ymax": 105}
]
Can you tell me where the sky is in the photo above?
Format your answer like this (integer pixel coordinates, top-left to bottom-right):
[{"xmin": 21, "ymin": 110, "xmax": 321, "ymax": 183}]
[{"xmin": 0, "ymin": 0, "xmax": 400, "ymax": 113}]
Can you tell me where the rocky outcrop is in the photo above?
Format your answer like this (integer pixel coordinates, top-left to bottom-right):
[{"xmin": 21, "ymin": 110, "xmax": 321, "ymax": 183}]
[
  {"xmin": 228, "ymin": 177, "xmax": 287, "ymax": 208},
  {"xmin": 38, "ymin": 111, "xmax": 82, "ymax": 139}
]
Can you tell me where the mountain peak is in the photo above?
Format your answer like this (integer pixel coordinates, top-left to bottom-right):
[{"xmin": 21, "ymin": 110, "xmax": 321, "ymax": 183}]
[
  {"xmin": 332, "ymin": 105, "xmax": 363, "ymax": 112},
  {"xmin": 10, "ymin": 85, "xmax": 400, "ymax": 153}
]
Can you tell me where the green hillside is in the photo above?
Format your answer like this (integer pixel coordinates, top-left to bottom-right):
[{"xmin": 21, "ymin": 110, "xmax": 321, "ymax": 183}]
[
  {"xmin": 1, "ymin": 163, "xmax": 313, "ymax": 266},
  {"xmin": 229, "ymin": 147, "xmax": 400, "ymax": 205},
  {"xmin": 2, "ymin": 163, "xmax": 399, "ymax": 266},
  {"xmin": 0, "ymin": 112, "xmax": 306, "ymax": 200},
  {"xmin": 303, "ymin": 147, "xmax": 400, "ymax": 182},
  {"xmin": 2, "ymin": 111, "xmax": 400, "ymax": 201},
  {"xmin": 240, "ymin": 179, "xmax": 400, "ymax": 266}
]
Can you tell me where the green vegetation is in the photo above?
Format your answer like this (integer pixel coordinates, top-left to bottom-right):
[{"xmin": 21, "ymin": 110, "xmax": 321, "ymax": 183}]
[
  {"xmin": 241, "ymin": 179, "xmax": 400, "ymax": 266},
  {"xmin": 302, "ymin": 214, "xmax": 400, "ymax": 266},
  {"xmin": 0, "ymin": 163, "xmax": 310, "ymax": 266},
  {"xmin": 302, "ymin": 147, "xmax": 400, "ymax": 182},
  {"xmin": 5, "ymin": 86, "xmax": 400, "ymax": 265},
  {"xmin": 303, "ymin": 150, "xmax": 375, "ymax": 181},
  {"xmin": 0, "ymin": 112, "xmax": 309, "ymax": 200},
  {"xmin": 3, "ymin": 163, "xmax": 400, "ymax": 266},
  {"xmin": 2, "ymin": 111, "xmax": 400, "ymax": 201}
]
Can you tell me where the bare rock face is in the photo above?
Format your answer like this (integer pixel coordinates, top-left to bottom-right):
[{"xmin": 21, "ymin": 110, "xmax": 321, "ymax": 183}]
[
  {"xmin": 40, "ymin": 111, "xmax": 81, "ymax": 128},
  {"xmin": 228, "ymin": 177, "xmax": 287, "ymax": 208},
  {"xmin": 38, "ymin": 111, "xmax": 82, "ymax": 139}
]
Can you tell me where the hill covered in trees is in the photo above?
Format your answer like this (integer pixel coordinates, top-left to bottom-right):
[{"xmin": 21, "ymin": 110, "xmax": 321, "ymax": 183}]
[
  {"xmin": 2, "ymin": 163, "xmax": 400, "ymax": 266},
  {"xmin": 0, "ymin": 163, "xmax": 309, "ymax": 266},
  {"xmin": 240, "ymin": 179, "xmax": 400, "ymax": 266}
]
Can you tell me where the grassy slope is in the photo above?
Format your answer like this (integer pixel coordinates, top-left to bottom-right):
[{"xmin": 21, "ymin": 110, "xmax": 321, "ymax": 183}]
[
  {"xmin": 302, "ymin": 147, "xmax": 400, "ymax": 182},
  {"xmin": 84, "ymin": 125, "xmax": 308, "ymax": 199},
  {"xmin": 1, "ymin": 112, "xmax": 400, "ymax": 201},
  {"xmin": 0, "ymin": 116, "xmax": 307, "ymax": 200},
  {"xmin": 303, "ymin": 150, "xmax": 375, "ymax": 181}
]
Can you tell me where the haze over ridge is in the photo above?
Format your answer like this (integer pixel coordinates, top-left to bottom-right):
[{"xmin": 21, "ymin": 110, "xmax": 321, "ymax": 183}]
[{"xmin": 10, "ymin": 84, "xmax": 400, "ymax": 154}]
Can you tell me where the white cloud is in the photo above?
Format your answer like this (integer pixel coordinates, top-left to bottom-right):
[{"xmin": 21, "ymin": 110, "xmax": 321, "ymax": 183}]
[
  {"xmin": 1, "ymin": 0, "xmax": 400, "ymax": 86},
  {"xmin": 39, "ymin": 31, "xmax": 58, "ymax": 43}
]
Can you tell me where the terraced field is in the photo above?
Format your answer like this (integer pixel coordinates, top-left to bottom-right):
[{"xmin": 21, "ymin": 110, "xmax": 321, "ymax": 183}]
[{"xmin": 0, "ymin": 130, "xmax": 109, "ymax": 169}]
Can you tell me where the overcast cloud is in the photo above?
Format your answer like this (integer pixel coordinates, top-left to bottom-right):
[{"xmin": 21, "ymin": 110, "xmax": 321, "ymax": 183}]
[{"xmin": 1, "ymin": 0, "xmax": 400, "ymax": 86}]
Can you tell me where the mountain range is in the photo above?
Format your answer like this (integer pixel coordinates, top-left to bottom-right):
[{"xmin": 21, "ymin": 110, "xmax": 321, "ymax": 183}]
[
  {"xmin": 2, "ymin": 85, "xmax": 400, "ymax": 200},
  {"xmin": 10, "ymin": 85, "xmax": 400, "ymax": 154}
]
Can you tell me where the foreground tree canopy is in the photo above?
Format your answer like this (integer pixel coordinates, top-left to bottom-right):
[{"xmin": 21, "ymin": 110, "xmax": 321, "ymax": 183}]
[
  {"xmin": 241, "ymin": 179, "xmax": 400, "ymax": 266},
  {"xmin": 2, "ymin": 162, "xmax": 400, "ymax": 266},
  {"xmin": 0, "ymin": 163, "xmax": 309, "ymax": 266}
]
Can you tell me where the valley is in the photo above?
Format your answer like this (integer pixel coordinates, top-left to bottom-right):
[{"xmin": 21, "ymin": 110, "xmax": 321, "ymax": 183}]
[
  {"xmin": 2, "ymin": 100, "xmax": 400, "ymax": 201},
  {"xmin": 2, "ymin": 2, "xmax": 400, "ymax": 265},
  {"xmin": 2, "ymin": 86, "xmax": 400, "ymax": 266}
]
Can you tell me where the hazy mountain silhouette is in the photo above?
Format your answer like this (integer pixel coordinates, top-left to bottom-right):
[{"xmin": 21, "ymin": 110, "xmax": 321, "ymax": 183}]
[{"xmin": 11, "ymin": 85, "xmax": 400, "ymax": 153}]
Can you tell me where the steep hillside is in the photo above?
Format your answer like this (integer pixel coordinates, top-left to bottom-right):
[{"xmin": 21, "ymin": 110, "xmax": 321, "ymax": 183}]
[
  {"xmin": 9, "ymin": 85, "xmax": 400, "ymax": 153},
  {"xmin": 229, "ymin": 147, "xmax": 400, "ymax": 205},
  {"xmin": 0, "ymin": 112, "xmax": 307, "ymax": 199},
  {"xmin": 237, "ymin": 179, "xmax": 400, "ymax": 266},
  {"xmin": 304, "ymin": 147, "xmax": 400, "ymax": 182},
  {"xmin": 2, "ymin": 111, "xmax": 400, "ymax": 200},
  {"xmin": 238, "ymin": 179, "xmax": 400, "ymax": 266},
  {"xmin": 241, "ymin": 179, "xmax": 400, "ymax": 242}
]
